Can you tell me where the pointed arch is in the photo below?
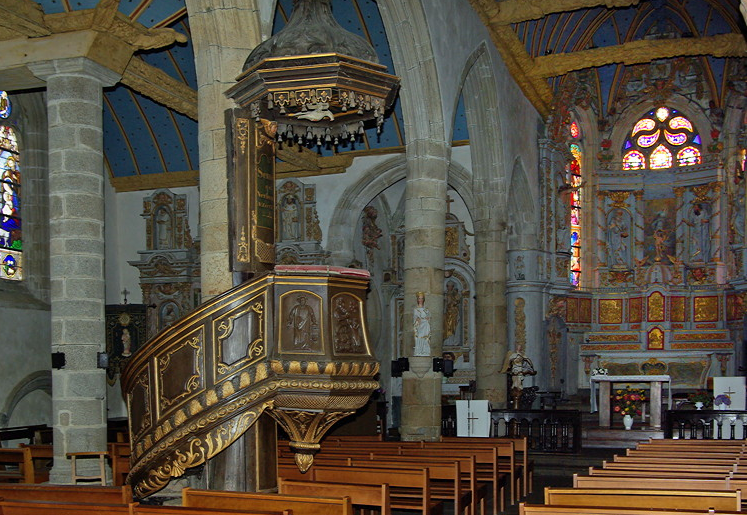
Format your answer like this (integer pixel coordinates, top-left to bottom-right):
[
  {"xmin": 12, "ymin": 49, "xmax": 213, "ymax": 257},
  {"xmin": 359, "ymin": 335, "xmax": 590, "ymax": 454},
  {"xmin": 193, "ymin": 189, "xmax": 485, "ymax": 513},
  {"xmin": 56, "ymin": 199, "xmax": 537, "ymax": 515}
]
[{"xmin": 507, "ymin": 158, "xmax": 538, "ymax": 249}]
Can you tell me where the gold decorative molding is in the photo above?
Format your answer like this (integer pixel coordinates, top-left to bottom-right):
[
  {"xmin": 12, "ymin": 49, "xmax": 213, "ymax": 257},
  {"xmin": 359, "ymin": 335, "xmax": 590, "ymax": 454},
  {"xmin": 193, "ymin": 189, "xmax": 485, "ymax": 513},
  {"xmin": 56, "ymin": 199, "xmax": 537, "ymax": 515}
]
[
  {"xmin": 514, "ymin": 298, "xmax": 526, "ymax": 353},
  {"xmin": 607, "ymin": 190, "xmax": 631, "ymax": 207}
]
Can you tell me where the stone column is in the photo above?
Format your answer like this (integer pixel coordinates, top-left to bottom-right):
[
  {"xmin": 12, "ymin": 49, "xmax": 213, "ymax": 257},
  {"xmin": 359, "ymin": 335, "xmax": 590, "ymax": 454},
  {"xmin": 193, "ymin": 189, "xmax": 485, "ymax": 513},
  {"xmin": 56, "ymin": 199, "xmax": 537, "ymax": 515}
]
[
  {"xmin": 399, "ymin": 145, "xmax": 449, "ymax": 441},
  {"xmin": 28, "ymin": 57, "xmax": 120, "ymax": 483},
  {"xmin": 185, "ymin": 0, "xmax": 276, "ymax": 490},
  {"xmin": 185, "ymin": 0, "xmax": 265, "ymax": 299}
]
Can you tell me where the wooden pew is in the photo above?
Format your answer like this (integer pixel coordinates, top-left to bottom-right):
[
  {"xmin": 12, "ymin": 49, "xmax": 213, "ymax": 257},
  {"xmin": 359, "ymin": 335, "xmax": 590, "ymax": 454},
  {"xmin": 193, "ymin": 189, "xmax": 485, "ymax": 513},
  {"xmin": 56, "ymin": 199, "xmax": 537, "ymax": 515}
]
[
  {"xmin": 0, "ymin": 483, "xmax": 132, "ymax": 504},
  {"xmin": 346, "ymin": 458, "xmax": 472, "ymax": 515},
  {"xmin": 278, "ymin": 478, "xmax": 390, "ymax": 515},
  {"xmin": 0, "ymin": 499, "xmax": 289, "ymax": 515},
  {"xmin": 0, "ymin": 499, "xmax": 133, "ymax": 515},
  {"xmin": 441, "ymin": 435, "xmax": 533, "ymax": 495},
  {"xmin": 0, "ymin": 447, "xmax": 34, "ymax": 483},
  {"xmin": 183, "ymin": 487, "xmax": 354, "ymax": 515},
  {"xmin": 309, "ymin": 464, "xmax": 441, "ymax": 515},
  {"xmin": 519, "ymin": 504, "xmax": 743, "ymax": 515},
  {"xmin": 573, "ymin": 473, "xmax": 734, "ymax": 491},
  {"xmin": 396, "ymin": 445, "xmax": 509, "ymax": 511},
  {"xmin": 18, "ymin": 444, "xmax": 52, "ymax": 483},
  {"xmin": 544, "ymin": 487, "xmax": 742, "ymax": 511}
]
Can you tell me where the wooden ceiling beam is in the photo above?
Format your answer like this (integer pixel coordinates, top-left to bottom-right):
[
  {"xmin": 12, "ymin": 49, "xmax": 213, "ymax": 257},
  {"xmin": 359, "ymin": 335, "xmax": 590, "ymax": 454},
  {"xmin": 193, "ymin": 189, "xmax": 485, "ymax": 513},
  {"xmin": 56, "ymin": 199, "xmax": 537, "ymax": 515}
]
[
  {"xmin": 0, "ymin": 0, "xmax": 51, "ymax": 38},
  {"xmin": 532, "ymin": 33, "xmax": 747, "ymax": 78},
  {"xmin": 478, "ymin": 0, "xmax": 640, "ymax": 25},
  {"xmin": 121, "ymin": 57, "xmax": 198, "ymax": 120}
]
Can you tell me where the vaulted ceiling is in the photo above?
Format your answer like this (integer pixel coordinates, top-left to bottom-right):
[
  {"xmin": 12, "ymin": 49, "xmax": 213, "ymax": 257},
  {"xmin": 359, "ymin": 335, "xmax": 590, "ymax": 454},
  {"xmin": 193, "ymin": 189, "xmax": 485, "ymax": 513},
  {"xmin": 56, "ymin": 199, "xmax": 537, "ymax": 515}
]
[{"xmin": 2, "ymin": 0, "xmax": 746, "ymax": 190}]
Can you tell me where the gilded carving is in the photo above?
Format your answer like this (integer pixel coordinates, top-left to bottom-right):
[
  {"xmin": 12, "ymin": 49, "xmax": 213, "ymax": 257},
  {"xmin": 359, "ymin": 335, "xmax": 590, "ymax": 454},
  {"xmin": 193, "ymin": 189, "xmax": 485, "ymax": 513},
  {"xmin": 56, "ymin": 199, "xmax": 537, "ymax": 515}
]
[
  {"xmin": 672, "ymin": 342, "xmax": 733, "ymax": 349},
  {"xmin": 647, "ymin": 291, "xmax": 664, "ymax": 322},
  {"xmin": 629, "ymin": 297, "xmax": 642, "ymax": 324},
  {"xmin": 670, "ymin": 296, "xmax": 686, "ymax": 322},
  {"xmin": 237, "ymin": 226, "xmax": 249, "ymax": 262},
  {"xmin": 587, "ymin": 333, "xmax": 637, "ymax": 342},
  {"xmin": 672, "ymin": 332, "xmax": 727, "ymax": 341},
  {"xmin": 548, "ymin": 296, "xmax": 567, "ymax": 320},
  {"xmin": 647, "ymin": 327, "xmax": 664, "ymax": 350},
  {"xmin": 598, "ymin": 299, "xmax": 622, "ymax": 324},
  {"xmin": 514, "ymin": 298, "xmax": 527, "ymax": 353},
  {"xmin": 694, "ymin": 296, "xmax": 719, "ymax": 322},
  {"xmin": 607, "ymin": 190, "xmax": 631, "ymax": 208},
  {"xmin": 216, "ymin": 300, "xmax": 265, "ymax": 376},
  {"xmin": 581, "ymin": 344, "xmax": 639, "ymax": 351},
  {"xmin": 235, "ymin": 118, "xmax": 250, "ymax": 153},
  {"xmin": 579, "ymin": 298, "xmax": 592, "ymax": 323}
]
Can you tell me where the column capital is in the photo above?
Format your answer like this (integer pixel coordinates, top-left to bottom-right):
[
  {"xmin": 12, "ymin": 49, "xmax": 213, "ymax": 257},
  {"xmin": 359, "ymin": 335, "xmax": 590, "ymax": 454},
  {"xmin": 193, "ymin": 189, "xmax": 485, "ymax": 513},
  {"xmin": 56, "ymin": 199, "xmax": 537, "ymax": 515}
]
[{"xmin": 28, "ymin": 57, "xmax": 121, "ymax": 87}]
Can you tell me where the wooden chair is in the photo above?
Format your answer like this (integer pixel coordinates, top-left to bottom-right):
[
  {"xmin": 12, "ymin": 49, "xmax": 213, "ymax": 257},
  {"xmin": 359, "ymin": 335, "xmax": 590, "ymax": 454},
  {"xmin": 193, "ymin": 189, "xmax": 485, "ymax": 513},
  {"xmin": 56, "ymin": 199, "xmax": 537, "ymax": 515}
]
[{"xmin": 66, "ymin": 451, "xmax": 107, "ymax": 485}]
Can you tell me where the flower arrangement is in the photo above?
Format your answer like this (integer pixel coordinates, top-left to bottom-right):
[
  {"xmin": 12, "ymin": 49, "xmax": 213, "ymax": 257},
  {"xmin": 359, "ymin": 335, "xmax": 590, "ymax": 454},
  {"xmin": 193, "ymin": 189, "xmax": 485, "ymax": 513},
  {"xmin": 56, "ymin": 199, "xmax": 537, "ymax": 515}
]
[
  {"xmin": 714, "ymin": 394, "xmax": 732, "ymax": 408},
  {"xmin": 612, "ymin": 386, "xmax": 646, "ymax": 417},
  {"xmin": 592, "ymin": 367, "xmax": 608, "ymax": 376},
  {"xmin": 687, "ymin": 390, "xmax": 712, "ymax": 407}
]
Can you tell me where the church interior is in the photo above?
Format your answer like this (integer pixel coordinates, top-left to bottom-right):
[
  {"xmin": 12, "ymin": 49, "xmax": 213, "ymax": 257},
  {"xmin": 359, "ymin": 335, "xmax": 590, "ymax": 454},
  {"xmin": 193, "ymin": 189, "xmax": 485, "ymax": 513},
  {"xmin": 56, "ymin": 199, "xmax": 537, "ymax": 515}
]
[{"xmin": 2, "ymin": 0, "xmax": 747, "ymax": 510}]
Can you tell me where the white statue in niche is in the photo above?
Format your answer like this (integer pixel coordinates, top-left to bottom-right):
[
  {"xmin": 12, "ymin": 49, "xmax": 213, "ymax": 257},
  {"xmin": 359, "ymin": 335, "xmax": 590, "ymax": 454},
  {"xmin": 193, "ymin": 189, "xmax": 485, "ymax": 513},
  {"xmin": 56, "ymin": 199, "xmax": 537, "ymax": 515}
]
[
  {"xmin": 606, "ymin": 209, "xmax": 630, "ymax": 268},
  {"xmin": 281, "ymin": 195, "xmax": 300, "ymax": 241},
  {"xmin": 685, "ymin": 202, "xmax": 712, "ymax": 262},
  {"xmin": 155, "ymin": 208, "xmax": 173, "ymax": 249},
  {"xmin": 413, "ymin": 292, "xmax": 431, "ymax": 356}
]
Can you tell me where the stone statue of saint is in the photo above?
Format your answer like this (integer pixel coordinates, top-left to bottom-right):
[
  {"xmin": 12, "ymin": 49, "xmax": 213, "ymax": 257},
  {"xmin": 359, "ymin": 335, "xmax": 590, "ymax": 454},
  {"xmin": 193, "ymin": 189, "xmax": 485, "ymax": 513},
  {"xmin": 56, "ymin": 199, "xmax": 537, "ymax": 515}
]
[
  {"xmin": 287, "ymin": 295, "xmax": 317, "ymax": 350},
  {"xmin": 413, "ymin": 292, "xmax": 431, "ymax": 356},
  {"xmin": 156, "ymin": 208, "xmax": 173, "ymax": 249},
  {"xmin": 281, "ymin": 195, "xmax": 300, "ymax": 241},
  {"xmin": 685, "ymin": 202, "xmax": 712, "ymax": 262},
  {"xmin": 606, "ymin": 209, "xmax": 629, "ymax": 267}
]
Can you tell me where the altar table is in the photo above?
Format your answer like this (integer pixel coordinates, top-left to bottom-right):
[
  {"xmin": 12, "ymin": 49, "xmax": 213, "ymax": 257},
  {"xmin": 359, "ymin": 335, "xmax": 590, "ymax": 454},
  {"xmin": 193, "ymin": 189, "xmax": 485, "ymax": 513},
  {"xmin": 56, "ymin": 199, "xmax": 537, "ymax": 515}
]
[{"xmin": 590, "ymin": 375, "xmax": 672, "ymax": 429}]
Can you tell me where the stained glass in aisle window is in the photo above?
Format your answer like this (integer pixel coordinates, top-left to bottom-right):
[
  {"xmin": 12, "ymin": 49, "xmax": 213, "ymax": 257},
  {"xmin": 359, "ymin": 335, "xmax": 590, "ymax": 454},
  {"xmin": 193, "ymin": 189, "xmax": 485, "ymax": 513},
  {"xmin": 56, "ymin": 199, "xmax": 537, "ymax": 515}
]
[
  {"xmin": 569, "ymin": 142, "xmax": 582, "ymax": 287},
  {"xmin": 0, "ymin": 92, "xmax": 21, "ymax": 280}
]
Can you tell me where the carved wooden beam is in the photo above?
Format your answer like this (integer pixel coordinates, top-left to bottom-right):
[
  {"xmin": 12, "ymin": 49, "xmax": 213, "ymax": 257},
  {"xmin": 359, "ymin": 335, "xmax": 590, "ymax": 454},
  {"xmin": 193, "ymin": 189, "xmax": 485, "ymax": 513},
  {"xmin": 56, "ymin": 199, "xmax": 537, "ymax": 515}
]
[
  {"xmin": 0, "ymin": 0, "xmax": 51, "ymax": 39},
  {"xmin": 476, "ymin": 0, "xmax": 640, "ymax": 25},
  {"xmin": 276, "ymin": 145, "xmax": 354, "ymax": 178},
  {"xmin": 121, "ymin": 57, "xmax": 198, "ymax": 120},
  {"xmin": 109, "ymin": 170, "xmax": 199, "ymax": 192},
  {"xmin": 533, "ymin": 33, "xmax": 747, "ymax": 78}
]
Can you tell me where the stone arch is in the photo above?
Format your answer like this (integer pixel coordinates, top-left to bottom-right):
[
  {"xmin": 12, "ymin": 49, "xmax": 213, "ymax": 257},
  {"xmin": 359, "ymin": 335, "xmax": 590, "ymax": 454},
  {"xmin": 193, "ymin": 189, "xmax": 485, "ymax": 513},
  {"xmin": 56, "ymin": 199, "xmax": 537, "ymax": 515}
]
[{"xmin": 0, "ymin": 370, "xmax": 52, "ymax": 428}]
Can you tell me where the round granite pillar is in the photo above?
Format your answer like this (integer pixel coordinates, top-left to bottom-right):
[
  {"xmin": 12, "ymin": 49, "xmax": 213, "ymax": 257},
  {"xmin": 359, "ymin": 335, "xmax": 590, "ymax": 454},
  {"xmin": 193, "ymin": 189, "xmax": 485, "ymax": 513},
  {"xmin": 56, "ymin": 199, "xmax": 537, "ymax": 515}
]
[{"xmin": 29, "ymin": 57, "xmax": 120, "ymax": 483}]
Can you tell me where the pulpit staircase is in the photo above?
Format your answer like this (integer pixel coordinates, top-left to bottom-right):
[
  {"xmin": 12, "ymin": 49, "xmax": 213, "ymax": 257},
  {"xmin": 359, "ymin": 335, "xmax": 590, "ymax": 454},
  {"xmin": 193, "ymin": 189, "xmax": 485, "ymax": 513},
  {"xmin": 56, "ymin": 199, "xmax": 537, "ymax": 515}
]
[{"xmin": 120, "ymin": 266, "xmax": 379, "ymax": 498}]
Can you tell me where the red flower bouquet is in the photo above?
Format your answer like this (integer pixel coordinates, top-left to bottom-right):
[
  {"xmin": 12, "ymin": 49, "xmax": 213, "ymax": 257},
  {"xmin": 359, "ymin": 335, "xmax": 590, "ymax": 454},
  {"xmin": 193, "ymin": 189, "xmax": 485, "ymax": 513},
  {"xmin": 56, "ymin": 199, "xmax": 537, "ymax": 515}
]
[{"xmin": 612, "ymin": 386, "xmax": 646, "ymax": 416}]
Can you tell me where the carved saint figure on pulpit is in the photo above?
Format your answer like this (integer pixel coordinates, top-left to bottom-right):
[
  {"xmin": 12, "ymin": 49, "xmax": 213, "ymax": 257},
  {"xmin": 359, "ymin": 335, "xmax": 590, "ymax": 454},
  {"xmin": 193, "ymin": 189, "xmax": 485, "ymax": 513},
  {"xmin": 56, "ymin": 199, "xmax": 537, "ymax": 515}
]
[
  {"xmin": 413, "ymin": 292, "xmax": 431, "ymax": 356},
  {"xmin": 287, "ymin": 295, "xmax": 317, "ymax": 350}
]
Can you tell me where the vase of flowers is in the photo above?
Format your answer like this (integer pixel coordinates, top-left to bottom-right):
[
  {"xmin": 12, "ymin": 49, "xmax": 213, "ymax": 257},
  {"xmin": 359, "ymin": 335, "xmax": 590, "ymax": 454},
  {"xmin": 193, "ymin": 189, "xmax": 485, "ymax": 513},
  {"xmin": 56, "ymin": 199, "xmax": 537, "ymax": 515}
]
[
  {"xmin": 613, "ymin": 386, "xmax": 646, "ymax": 430},
  {"xmin": 688, "ymin": 390, "xmax": 712, "ymax": 410},
  {"xmin": 714, "ymin": 394, "xmax": 732, "ymax": 410}
]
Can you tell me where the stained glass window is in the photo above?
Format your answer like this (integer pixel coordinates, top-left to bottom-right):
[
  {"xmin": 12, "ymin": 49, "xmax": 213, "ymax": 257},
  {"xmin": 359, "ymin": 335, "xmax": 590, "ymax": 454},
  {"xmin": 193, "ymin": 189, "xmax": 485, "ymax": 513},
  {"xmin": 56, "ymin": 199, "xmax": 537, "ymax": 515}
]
[
  {"xmin": 650, "ymin": 145, "xmax": 672, "ymax": 169},
  {"xmin": 623, "ymin": 150, "xmax": 645, "ymax": 170},
  {"xmin": 0, "ymin": 92, "xmax": 21, "ymax": 281},
  {"xmin": 570, "ymin": 121, "xmax": 580, "ymax": 139},
  {"xmin": 569, "ymin": 141, "xmax": 582, "ymax": 287},
  {"xmin": 677, "ymin": 146, "xmax": 701, "ymax": 166},
  {"xmin": 622, "ymin": 107, "xmax": 700, "ymax": 171}
]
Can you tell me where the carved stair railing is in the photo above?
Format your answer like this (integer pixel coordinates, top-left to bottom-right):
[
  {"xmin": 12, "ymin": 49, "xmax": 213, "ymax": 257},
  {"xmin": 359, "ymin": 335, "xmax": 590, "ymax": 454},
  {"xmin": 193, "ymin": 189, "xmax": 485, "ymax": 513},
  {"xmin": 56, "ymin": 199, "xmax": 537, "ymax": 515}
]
[{"xmin": 121, "ymin": 265, "xmax": 379, "ymax": 498}]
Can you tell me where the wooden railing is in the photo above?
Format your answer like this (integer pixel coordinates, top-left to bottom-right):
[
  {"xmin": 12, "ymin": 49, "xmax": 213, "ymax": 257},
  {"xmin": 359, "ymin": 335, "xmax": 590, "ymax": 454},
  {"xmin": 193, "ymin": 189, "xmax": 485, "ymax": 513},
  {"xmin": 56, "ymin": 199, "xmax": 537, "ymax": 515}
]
[
  {"xmin": 664, "ymin": 409, "xmax": 747, "ymax": 439},
  {"xmin": 491, "ymin": 410, "xmax": 582, "ymax": 452},
  {"xmin": 121, "ymin": 266, "xmax": 380, "ymax": 498}
]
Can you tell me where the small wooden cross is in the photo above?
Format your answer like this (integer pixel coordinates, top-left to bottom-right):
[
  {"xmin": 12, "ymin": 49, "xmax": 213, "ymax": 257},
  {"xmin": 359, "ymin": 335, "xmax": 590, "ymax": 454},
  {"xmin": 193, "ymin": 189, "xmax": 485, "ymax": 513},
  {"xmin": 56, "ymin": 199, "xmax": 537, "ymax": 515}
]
[{"xmin": 446, "ymin": 195, "xmax": 455, "ymax": 214}]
